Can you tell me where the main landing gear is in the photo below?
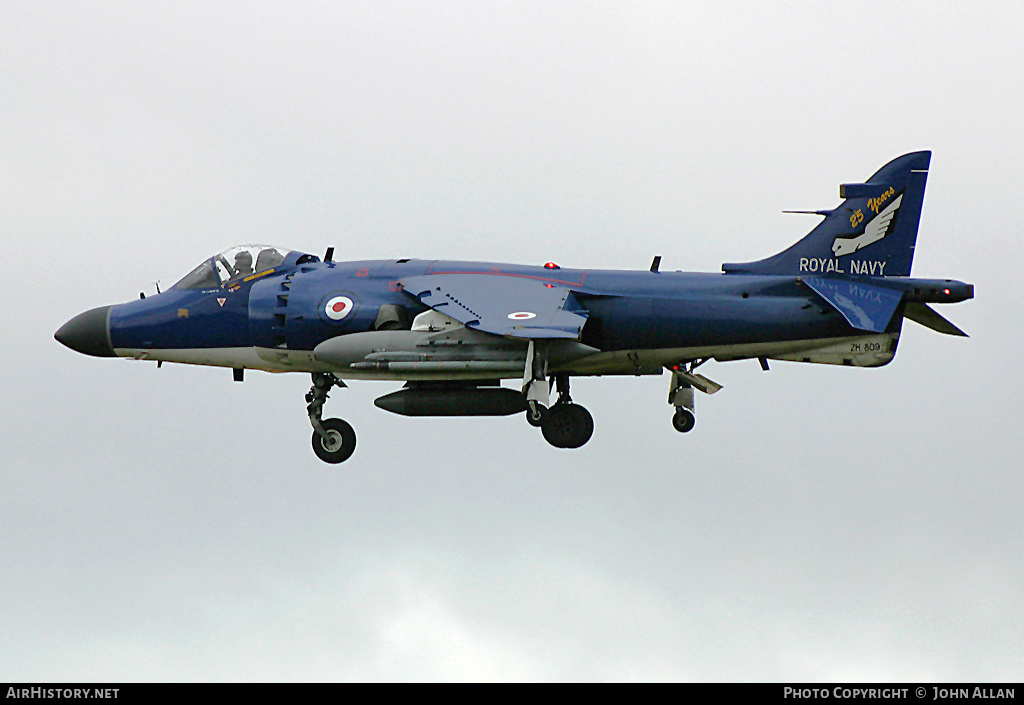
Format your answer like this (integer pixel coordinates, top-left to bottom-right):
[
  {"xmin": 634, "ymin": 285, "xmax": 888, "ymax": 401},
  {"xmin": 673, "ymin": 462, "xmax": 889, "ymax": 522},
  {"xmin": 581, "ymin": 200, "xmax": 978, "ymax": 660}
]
[
  {"xmin": 525, "ymin": 373, "xmax": 594, "ymax": 449},
  {"xmin": 667, "ymin": 360, "xmax": 723, "ymax": 434},
  {"xmin": 669, "ymin": 372, "xmax": 696, "ymax": 434},
  {"xmin": 307, "ymin": 372, "xmax": 356, "ymax": 464}
]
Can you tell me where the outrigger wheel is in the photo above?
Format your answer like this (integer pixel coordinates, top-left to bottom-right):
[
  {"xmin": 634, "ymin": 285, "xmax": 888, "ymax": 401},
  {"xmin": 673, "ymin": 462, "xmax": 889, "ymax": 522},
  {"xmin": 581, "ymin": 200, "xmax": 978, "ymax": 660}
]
[{"xmin": 526, "ymin": 401, "xmax": 547, "ymax": 427}]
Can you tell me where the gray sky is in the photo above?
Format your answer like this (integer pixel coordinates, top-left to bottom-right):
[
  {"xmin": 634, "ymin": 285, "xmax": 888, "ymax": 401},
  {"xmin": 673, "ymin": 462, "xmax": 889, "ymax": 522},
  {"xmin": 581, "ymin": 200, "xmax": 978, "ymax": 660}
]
[{"xmin": 2, "ymin": 1, "xmax": 1021, "ymax": 681}]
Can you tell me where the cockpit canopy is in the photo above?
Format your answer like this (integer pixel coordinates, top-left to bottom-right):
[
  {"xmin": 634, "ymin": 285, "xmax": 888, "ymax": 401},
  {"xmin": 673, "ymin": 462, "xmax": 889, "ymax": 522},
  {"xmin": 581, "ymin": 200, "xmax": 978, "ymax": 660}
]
[{"xmin": 175, "ymin": 245, "xmax": 292, "ymax": 290}]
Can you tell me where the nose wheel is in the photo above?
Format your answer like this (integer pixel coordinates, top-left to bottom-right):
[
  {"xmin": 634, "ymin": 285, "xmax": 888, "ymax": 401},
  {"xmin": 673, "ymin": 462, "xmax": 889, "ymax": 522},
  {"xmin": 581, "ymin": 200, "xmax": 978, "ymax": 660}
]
[
  {"xmin": 306, "ymin": 372, "xmax": 356, "ymax": 464},
  {"xmin": 311, "ymin": 417, "xmax": 357, "ymax": 464}
]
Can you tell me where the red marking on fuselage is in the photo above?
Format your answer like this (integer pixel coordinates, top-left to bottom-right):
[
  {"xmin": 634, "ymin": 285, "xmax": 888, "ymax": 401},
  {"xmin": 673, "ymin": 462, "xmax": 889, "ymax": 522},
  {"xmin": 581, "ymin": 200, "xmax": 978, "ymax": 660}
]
[{"xmin": 424, "ymin": 267, "xmax": 589, "ymax": 287}]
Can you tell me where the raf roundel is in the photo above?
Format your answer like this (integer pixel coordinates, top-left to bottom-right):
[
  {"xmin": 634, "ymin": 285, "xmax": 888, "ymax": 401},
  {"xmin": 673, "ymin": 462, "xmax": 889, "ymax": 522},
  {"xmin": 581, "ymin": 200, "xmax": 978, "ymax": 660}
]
[
  {"xmin": 325, "ymin": 295, "xmax": 354, "ymax": 321},
  {"xmin": 507, "ymin": 311, "xmax": 537, "ymax": 321}
]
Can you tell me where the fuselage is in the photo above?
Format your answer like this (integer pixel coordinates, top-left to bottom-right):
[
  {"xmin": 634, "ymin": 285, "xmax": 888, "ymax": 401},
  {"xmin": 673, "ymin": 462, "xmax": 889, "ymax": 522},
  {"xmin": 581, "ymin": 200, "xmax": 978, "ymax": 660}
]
[{"xmin": 71, "ymin": 251, "xmax": 943, "ymax": 379}]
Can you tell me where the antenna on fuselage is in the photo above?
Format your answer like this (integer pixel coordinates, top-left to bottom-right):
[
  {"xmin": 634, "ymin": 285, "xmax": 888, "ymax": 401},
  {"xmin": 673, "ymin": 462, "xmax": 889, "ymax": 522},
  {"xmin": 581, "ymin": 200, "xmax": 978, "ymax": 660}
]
[
  {"xmin": 782, "ymin": 210, "xmax": 835, "ymax": 218},
  {"xmin": 324, "ymin": 247, "xmax": 335, "ymax": 262},
  {"xmin": 650, "ymin": 255, "xmax": 661, "ymax": 273}
]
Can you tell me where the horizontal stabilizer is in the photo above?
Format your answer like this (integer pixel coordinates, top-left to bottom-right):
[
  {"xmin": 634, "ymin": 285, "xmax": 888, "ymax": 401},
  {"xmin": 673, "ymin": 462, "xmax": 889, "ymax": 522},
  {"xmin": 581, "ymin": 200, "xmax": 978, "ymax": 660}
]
[
  {"xmin": 903, "ymin": 302, "xmax": 969, "ymax": 337},
  {"xmin": 803, "ymin": 277, "xmax": 903, "ymax": 333}
]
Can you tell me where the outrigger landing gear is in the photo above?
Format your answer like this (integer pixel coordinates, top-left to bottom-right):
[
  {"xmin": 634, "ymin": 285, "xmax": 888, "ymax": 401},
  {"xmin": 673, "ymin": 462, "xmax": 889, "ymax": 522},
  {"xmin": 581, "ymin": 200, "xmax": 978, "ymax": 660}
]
[
  {"xmin": 306, "ymin": 372, "xmax": 356, "ymax": 464},
  {"xmin": 523, "ymin": 340, "xmax": 549, "ymax": 428},
  {"xmin": 526, "ymin": 398, "xmax": 547, "ymax": 427}
]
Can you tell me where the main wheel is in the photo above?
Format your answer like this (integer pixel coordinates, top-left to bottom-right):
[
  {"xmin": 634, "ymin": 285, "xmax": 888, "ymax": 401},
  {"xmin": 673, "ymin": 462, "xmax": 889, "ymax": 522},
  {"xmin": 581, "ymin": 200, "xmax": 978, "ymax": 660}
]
[
  {"xmin": 672, "ymin": 407, "xmax": 695, "ymax": 433},
  {"xmin": 541, "ymin": 403, "xmax": 594, "ymax": 449},
  {"xmin": 312, "ymin": 417, "xmax": 357, "ymax": 464},
  {"xmin": 561, "ymin": 404, "xmax": 594, "ymax": 448}
]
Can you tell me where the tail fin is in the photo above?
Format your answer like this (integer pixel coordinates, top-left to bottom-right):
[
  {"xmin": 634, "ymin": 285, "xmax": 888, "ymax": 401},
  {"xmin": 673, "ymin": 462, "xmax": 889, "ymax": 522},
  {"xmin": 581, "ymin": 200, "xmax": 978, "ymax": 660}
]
[{"xmin": 723, "ymin": 151, "xmax": 931, "ymax": 277}]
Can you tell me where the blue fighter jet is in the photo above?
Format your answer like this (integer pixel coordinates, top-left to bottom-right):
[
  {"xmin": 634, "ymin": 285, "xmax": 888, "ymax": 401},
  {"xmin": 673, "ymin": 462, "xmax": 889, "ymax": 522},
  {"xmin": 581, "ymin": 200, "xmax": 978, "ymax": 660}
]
[{"xmin": 56, "ymin": 152, "xmax": 973, "ymax": 463}]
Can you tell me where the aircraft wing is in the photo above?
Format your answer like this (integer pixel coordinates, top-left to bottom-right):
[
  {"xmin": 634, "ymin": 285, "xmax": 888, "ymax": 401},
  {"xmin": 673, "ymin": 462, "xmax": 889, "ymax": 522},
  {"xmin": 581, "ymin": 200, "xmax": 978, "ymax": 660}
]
[
  {"xmin": 803, "ymin": 276, "xmax": 904, "ymax": 333},
  {"xmin": 399, "ymin": 274, "xmax": 589, "ymax": 339}
]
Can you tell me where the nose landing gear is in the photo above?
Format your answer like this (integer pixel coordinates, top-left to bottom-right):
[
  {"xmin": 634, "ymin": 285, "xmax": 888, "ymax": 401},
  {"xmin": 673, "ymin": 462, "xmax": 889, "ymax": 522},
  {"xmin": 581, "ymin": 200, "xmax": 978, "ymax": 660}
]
[{"xmin": 307, "ymin": 372, "xmax": 356, "ymax": 463}]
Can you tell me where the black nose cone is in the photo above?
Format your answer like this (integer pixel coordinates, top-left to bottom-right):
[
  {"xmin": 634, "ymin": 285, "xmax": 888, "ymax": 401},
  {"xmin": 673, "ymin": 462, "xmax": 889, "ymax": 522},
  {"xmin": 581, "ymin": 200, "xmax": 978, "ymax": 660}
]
[{"xmin": 55, "ymin": 306, "xmax": 116, "ymax": 357}]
